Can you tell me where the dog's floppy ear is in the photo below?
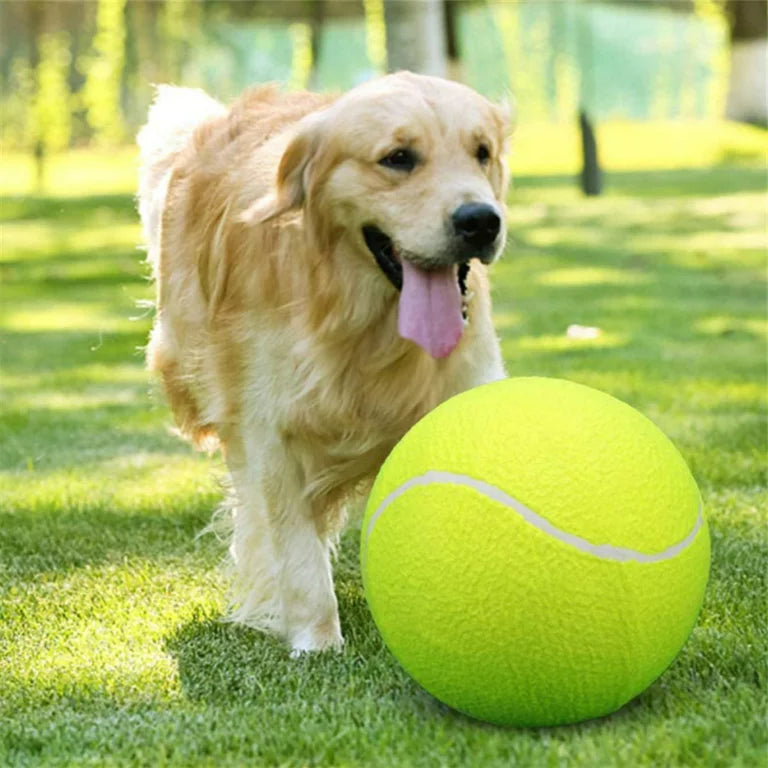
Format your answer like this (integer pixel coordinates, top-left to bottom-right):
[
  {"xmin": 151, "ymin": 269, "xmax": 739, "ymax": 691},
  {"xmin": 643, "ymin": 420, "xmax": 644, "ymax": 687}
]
[{"xmin": 241, "ymin": 111, "xmax": 325, "ymax": 224}]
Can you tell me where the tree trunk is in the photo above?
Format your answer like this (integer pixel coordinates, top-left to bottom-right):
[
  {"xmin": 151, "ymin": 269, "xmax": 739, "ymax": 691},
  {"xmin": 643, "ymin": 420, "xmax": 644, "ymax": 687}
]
[
  {"xmin": 308, "ymin": 0, "xmax": 326, "ymax": 89},
  {"xmin": 383, "ymin": 0, "xmax": 447, "ymax": 76},
  {"xmin": 443, "ymin": 0, "xmax": 463, "ymax": 80},
  {"xmin": 725, "ymin": 0, "xmax": 767, "ymax": 125},
  {"xmin": 579, "ymin": 110, "xmax": 602, "ymax": 197},
  {"xmin": 26, "ymin": 1, "xmax": 45, "ymax": 191}
]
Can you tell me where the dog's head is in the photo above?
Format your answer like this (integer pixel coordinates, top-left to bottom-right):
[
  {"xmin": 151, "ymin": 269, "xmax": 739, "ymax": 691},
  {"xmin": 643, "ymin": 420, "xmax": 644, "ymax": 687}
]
[{"xmin": 252, "ymin": 72, "xmax": 511, "ymax": 358}]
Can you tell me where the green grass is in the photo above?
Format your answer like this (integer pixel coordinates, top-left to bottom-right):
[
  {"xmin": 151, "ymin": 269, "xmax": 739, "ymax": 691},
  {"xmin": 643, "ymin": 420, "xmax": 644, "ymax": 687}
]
[{"xmin": 1, "ymin": 127, "xmax": 767, "ymax": 766}]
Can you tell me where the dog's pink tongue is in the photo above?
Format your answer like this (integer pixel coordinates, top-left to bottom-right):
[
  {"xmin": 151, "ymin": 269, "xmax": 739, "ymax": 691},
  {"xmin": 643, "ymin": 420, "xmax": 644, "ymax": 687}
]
[{"xmin": 398, "ymin": 260, "xmax": 463, "ymax": 359}]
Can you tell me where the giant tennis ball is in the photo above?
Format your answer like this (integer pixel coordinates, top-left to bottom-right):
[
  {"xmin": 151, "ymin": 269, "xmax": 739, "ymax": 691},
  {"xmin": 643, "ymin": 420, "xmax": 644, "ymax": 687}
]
[{"xmin": 361, "ymin": 377, "xmax": 709, "ymax": 727}]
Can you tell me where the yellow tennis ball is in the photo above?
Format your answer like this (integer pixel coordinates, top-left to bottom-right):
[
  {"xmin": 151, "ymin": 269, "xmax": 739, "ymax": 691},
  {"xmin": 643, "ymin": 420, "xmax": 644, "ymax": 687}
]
[{"xmin": 361, "ymin": 377, "xmax": 709, "ymax": 727}]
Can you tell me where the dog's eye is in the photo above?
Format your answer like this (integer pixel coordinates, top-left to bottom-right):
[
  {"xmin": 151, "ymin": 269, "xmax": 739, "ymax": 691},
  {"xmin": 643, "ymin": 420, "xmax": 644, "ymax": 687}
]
[
  {"xmin": 379, "ymin": 148, "xmax": 417, "ymax": 172},
  {"xmin": 476, "ymin": 144, "xmax": 490, "ymax": 165}
]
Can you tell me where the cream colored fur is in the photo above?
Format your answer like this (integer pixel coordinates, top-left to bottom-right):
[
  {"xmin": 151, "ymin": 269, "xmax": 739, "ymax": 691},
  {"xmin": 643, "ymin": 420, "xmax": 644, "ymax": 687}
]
[{"xmin": 137, "ymin": 72, "xmax": 509, "ymax": 653}]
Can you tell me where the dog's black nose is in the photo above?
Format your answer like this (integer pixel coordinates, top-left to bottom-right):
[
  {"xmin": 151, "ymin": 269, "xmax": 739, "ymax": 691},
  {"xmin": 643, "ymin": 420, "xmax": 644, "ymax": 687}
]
[{"xmin": 452, "ymin": 203, "xmax": 501, "ymax": 248}]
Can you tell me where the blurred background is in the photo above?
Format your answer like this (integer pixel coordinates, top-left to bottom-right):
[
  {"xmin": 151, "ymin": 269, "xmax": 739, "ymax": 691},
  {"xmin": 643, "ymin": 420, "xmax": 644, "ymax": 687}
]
[{"xmin": 1, "ymin": 0, "xmax": 766, "ymax": 192}]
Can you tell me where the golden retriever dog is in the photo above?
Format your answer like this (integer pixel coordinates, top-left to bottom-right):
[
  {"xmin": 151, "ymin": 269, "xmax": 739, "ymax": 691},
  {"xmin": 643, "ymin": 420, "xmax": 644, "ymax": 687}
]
[{"xmin": 137, "ymin": 72, "xmax": 509, "ymax": 654}]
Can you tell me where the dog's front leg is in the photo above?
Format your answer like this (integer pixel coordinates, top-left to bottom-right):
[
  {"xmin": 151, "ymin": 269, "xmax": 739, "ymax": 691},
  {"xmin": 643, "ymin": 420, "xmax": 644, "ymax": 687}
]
[
  {"xmin": 225, "ymin": 427, "xmax": 343, "ymax": 655},
  {"xmin": 271, "ymin": 501, "xmax": 343, "ymax": 656}
]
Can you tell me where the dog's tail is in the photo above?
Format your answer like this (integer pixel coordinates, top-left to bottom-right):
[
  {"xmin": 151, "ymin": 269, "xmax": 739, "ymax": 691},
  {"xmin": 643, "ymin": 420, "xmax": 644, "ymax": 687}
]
[
  {"xmin": 137, "ymin": 85, "xmax": 227, "ymax": 264},
  {"xmin": 138, "ymin": 87, "xmax": 226, "ymax": 452}
]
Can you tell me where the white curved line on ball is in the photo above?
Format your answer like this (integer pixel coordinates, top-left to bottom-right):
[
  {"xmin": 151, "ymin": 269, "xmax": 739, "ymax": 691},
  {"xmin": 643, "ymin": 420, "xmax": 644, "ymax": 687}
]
[{"xmin": 365, "ymin": 470, "xmax": 703, "ymax": 563}]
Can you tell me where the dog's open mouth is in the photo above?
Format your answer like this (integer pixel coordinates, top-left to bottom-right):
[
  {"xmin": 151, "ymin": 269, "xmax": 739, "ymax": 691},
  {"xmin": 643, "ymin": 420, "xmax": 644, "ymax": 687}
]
[
  {"xmin": 363, "ymin": 226, "xmax": 403, "ymax": 292},
  {"xmin": 362, "ymin": 226, "xmax": 470, "ymax": 302},
  {"xmin": 362, "ymin": 225, "xmax": 471, "ymax": 359}
]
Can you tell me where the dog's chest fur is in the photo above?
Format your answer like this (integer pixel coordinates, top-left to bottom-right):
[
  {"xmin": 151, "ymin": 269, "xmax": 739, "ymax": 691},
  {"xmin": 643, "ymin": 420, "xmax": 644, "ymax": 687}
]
[{"xmin": 235, "ymin": 304, "xmax": 475, "ymax": 512}]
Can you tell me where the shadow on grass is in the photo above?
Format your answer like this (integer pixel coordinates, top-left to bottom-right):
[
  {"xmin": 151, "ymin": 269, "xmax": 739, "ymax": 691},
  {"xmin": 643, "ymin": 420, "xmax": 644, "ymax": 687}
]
[
  {"xmin": 1, "ymin": 401, "xmax": 197, "ymax": 471},
  {"xmin": 163, "ymin": 563, "xmax": 416, "ymax": 708},
  {"xmin": 3, "ymin": 247, "xmax": 149, "ymax": 290},
  {"xmin": 1, "ymin": 327, "xmax": 150, "ymax": 374},
  {"xmin": 0, "ymin": 498, "xmax": 217, "ymax": 579},
  {"xmin": 1, "ymin": 193, "xmax": 137, "ymax": 223}
]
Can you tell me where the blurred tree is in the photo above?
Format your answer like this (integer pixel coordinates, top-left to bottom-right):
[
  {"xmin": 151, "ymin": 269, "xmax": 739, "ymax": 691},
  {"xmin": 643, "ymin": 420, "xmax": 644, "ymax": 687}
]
[
  {"xmin": 32, "ymin": 30, "xmax": 73, "ymax": 188},
  {"xmin": 289, "ymin": 21, "xmax": 314, "ymax": 90},
  {"xmin": 25, "ymin": 1, "xmax": 44, "ymax": 189},
  {"xmin": 160, "ymin": 0, "xmax": 187, "ymax": 80},
  {"xmin": 0, "ymin": 3, "xmax": 37, "ymax": 152},
  {"xmin": 80, "ymin": 0, "xmax": 127, "ymax": 144},
  {"xmin": 307, "ymin": 0, "xmax": 327, "ymax": 88},
  {"xmin": 364, "ymin": 0, "xmax": 388, "ymax": 76},
  {"xmin": 5, "ymin": 2, "xmax": 75, "ymax": 190},
  {"xmin": 159, "ymin": 0, "xmax": 204, "ymax": 84},
  {"xmin": 725, "ymin": 0, "xmax": 767, "ymax": 125},
  {"xmin": 444, "ymin": 0, "xmax": 463, "ymax": 80},
  {"xmin": 552, "ymin": 2, "xmax": 579, "ymax": 123},
  {"xmin": 2, "ymin": 59, "xmax": 35, "ymax": 148},
  {"xmin": 579, "ymin": 110, "xmax": 602, "ymax": 196},
  {"xmin": 691, "ymin": 0, "xmax": 729, "ymax": 118},
  {"xmin": 383, "ymin": 0, "xmax": 447, "ymax": 75},
  {"xmin": 493, "ymin": 2, "xmax": 550, "ymax": 121},
  {"xmin": 124, "ymin": 1, "xmax": 154, "ymax": 128}
]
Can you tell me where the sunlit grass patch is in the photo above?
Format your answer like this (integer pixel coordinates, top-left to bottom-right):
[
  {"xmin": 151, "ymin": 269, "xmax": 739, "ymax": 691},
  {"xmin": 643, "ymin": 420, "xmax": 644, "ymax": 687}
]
[
  {"xmin": 1, "ymin": 557, "xmax": 225, "ymax": 711},
  {"xmin": 3, "ymin": 301, "xmax": 142, "ymax": 333},
  {"xmin": 2, "ymin": 363, "xmax": 150, "ymax": 396},
  {"xmin": 514, "ymin": 331, "xmax": 628, "ymax": 351},
  {"xmin": 511, "ymin": 119, "xmax": 768, "ymax": 176},
  {"xmin": 0, "ymin": 146, "xmax": 139, "ymax": 197},
  {"xmin": 695, "ymin": 315, "xmax": 766, "ymax": 338},
  {"xmin": 1, "ymin": 451, "xmax": 219, "ymax": 508},
  {"xmin": 535, "ymin": 266, "xmax": 651, "ymax": 287}
]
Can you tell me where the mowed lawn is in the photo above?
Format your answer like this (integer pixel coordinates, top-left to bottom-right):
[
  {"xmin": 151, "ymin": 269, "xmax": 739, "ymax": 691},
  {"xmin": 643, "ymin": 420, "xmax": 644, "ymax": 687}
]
[{"xmin": 1, "ymin": 123, "xmax": 766, "ymax": 766}]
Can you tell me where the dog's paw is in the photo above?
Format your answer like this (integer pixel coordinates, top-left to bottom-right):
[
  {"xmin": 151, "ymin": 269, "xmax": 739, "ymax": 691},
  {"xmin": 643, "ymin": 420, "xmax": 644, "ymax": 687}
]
[{"xmin": 288, "ymin": 619, "xmax": 344, "ymax": 658}]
